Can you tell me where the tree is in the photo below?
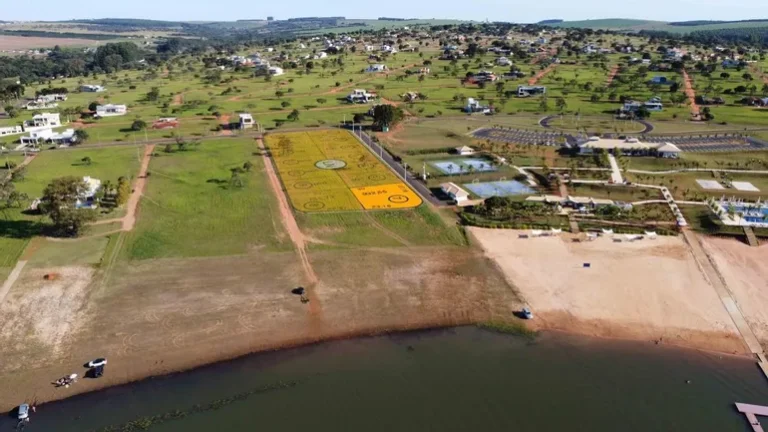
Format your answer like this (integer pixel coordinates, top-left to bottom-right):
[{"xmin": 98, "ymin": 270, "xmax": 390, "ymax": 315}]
[
  {"xmin": 701, "ymin": 106, "xmax": 715, "ymax": 121},
  {"xmin": 243, "ymin": 161, "xmax": 254, "ymax": 172},
  {"xmin": 229, "ymin": 169, "xmax": 245, "ymax": 189},
  {"xmin": 669, "ymin": 82, "xmax": 680, "ymax": 93},
  {"xmin": 353, "ymin": 113, "xmax": 366, "ymax": 123},
  {"xmin": 316, "ymin": 98, "xmax": 327, "ymax": 105},
  {"xmin": 372, "ymin": 104, "xmax": 404, "ymax": 130},
  {"xmin": 538, "ymin": 95, "xmax": 549, "ymax": 112},
  {"xmin": 10, "ymin": 166, "xmax": 26, "ymax": 182},
  {"xmin": 74, "ymin": 129, "xmax": 89, "ymax": 144},
  {"xmin": 115, "ymin": 176, "xmax": 131, "ymax": 206},
  {"xmin": 287, "ymin": 109, "xmax": 300, "ymax": 121},
  {"xmin": 81, "ymin": 156, "xmax": 92, "ymax": 166},
  {"xmin": 40, "ymin": 176, "xmax": 97, "ymax": 237},
  {"xmin": 146, "ymin": 87, "xmax": 160, "ymax": 102},
  {"xmin": 280, "ymin": 100, "xmax": 291, "ymax": 108},
  {"xmin": 131, "ymin": 119, "xmax": 147, "ymax": 131},
  {"xmin": 555, "ymin": 97, "xmax": 567, "ymax": 112},
  {"xmin": 88, "ymin": 102, "xmax": 99, "ymax": 112}
]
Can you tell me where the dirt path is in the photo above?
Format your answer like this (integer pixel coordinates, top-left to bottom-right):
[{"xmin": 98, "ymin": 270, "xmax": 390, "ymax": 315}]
[
  {"xmin": 321, "ymin": 63, "xmax": 418, "ymax": 96},
  {"xmin": 122, "ymin": 144, "xmax": 154, "ymax": 231},
  {"xmin": 171, "ymin": 93, "xmax": 183, "ymax": 106},
  {"xmin": 257, "ymin": 139, "xmax": 323, "ymax": 320},
  {"xmin": 85, "ymin": 144, "xmax": 153, "ymax": 234},
  {"xmin": 682, "ymin": 69, "xmax": 701, "ymax": 120},
  {"xmin": 750, "ymin": 64, "xmax": 768, "ymax": 84},
  {"xmin": 4, "ymin": 154, "xmax": 36, "ymax": 181},
  {"xmin": 606, "ymin": 64, "xmax": 619, "ymax": 86},
  {"xmin": 0, "ymin": 260, "xmax": 26, "ymax": 306},
  {"xmin": 528, "ymin": 64, "xmax": 556, "ymax": 86},
  {"xmin": 218, "ymin": 114, "xmax": 233, "ymax": 136}
]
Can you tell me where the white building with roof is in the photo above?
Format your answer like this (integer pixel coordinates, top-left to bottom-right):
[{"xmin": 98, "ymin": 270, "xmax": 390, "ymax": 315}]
[
  {"xmin": 19, "ymin": 128, "xmax": 77, "ymax": 147},
  {"xmin": 576, "ymin": 137, "xmax": 680, "ymax": 158},
  {"xmin": 95, "ymin": 104, "xmax": 127, "ymax": 118},
  {"xmin": 80, "ymin": 84, "xmax": 105, "ymax": 92},
  {"xmin": 239, "ymin": 113, "xmax": 254, "ymax": 129},
  {"xmin": 24, "ymin": 113, "xmax": 61, "ymax": 130},
  {"xmin": 441, "ymin": 182, "xmax": 470, "ymax": 204}
]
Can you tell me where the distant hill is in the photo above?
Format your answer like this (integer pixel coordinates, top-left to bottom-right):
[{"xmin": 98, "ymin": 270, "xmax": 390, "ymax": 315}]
[
  {"xmin": 537, "ymin": 19, "xmax": 563, "ymax": 25},
  {"xmin": 542, "ymin": 18, "xmax": 768, "ymax": 34}
]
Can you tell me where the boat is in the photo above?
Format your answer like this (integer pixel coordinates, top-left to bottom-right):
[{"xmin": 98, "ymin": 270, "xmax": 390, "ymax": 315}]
[
  {"xmin": 18, "ymin": 403, "xmax": 29, "ymax": 420},
  {"xmin": 522, "ymin": 308, "xmax": 534, "ymax": 319}
]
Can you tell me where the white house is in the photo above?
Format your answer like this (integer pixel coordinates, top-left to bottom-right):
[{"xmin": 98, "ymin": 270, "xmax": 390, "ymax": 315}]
[
  {"xmin": 517, "ymin": 85, "xmax": 547, "ymax": 97},
  {"xmin": 239, "ymin": 113, "xmax": 254, "ymax": 129},
  {"xmin": 365, "ymin": 64, "xmax": 387, "ymax": 73},
  {"xmin": 95, "ymin": 104, "xmax": 127, "ymax": 118},
  {"xmin": 76, "ymin": 176, "xmax": 101, "ymax": 209},
  {"xmin": 576, "ymin": 137, "xmax": 681, "ymax": 158},
  {"xmin": 268, "ymin": 66, "xmax": 285, "ymax": 76},
  {"xmin": 19, "ymin": 128, "xmax": 76, "ymax": 146},
  {"xmin": 80, "ymin": 84, "xmax": 105, "ymax": 92},
  {"xmin": 25, "ymin": 113, "xmax": 61, "ymax": 129},
  {"xmin": 455, "ymin": 146, "xmax": 475, "ymax": 156},
  {"xmin": 496, "ymin": 57, "xmax": 512, "ymax": 66},
  {"xmin": 364, "ymin": 45, "xmax": 375, "ymax": 51},
  {"xmin": 25, "ymin": 100, "xmax": 58, "ymax": 110},
  {"xmin": 441, "ymin": 182, "xmax": 470, "ymax": 204},
  {"xmin": 313, "ymin": 52, "xmax": 328, "ymax": 60},
  {"xmin": 0, "ymin": 125, "xmax": 23, "ymax": 137},
  {"xmin": 346, "ymin": 89, "xmax": 376, "ymax": 104},
  {"xmin": 380, "ymin": 45, "xmax": 397, "ymax": 54}
]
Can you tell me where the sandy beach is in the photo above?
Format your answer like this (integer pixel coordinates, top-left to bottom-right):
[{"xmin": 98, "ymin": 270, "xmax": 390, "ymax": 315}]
[{"xmin": 469, "ymin": 228, "xmax": 748, "ymax": 355}]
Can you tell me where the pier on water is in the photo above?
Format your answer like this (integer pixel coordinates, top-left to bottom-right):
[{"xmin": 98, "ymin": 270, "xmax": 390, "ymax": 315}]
[{"xmin": 736, "ymin": 403, "xmax": 768, "ymax": 432}]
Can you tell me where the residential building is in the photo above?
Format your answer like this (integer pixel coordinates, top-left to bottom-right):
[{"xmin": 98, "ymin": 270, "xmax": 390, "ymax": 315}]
[
  {"xmin": 440, "ymin": 182, "xmax": 470, "ymax": 204},
  {"xmin": 622, "ymin": 100, "xmax": 663, "ymax": 112},
  {"xmin": 239, "ymin": 113, "xmax": 254, "ymax": 129},
  {"xmin": 365, "ymin": 64, "xmax": 388, "ymax": 73},
  {"xmin": 80, "ymin": 84, "xmax": 105, "ymax": 92},
  {"xmin": 25, "ymin": 100, "xmax": 58, "ymax": 110},
  {"xmin": 76, "ymin": 176, "xmax": 101, "ymax": 209},
  {"xmin": 95, "ymin": 104, "xmax": 127, "ymax": 118},
  {"xmin": 346, "ymin": 89, "xmax": 376, "ymax": 104},
  {"xmin": 722, "ymin": 59, "xmax": 742, "ymax": 69},
  {"xmin": 517, "ymin": 85, "xmax": 547, "ymax": 97},
  {"xmin": 0, "ymin": 125, "xmax": 23, "ymax": 137},
  {"xmin": 649, "ymin": 76, "xmax": 672, "ymax": 85},
  {"xmin": 464, "ymin": 98, "xmax": 490, "ymax": 114},
  {"xmin": 25, "ymin": 113, "xmax": 61, "ymax": 129},
  {"xmin": 268, "ymin": 66, "xmax": 285, "ymax": 76},
  {"xmin": 19, "ymin": 128, "xmax": 77, "ymax": 146}
]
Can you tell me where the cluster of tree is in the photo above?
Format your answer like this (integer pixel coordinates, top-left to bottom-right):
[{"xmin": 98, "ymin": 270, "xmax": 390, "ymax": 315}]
[
  {"xmin": 36, "ymin": 87, "xmax": 68, "ymax": 97},
  {"xmin": 0, "ymin": 42, "xmax": 156, "ymax": 84},
  {"xmin": 641, "ymin": 28, "xmax": 768, "ymax": 48},
  {"xmin": 470, "ymin": 197, "xmax": 555, "ymax": 221}
]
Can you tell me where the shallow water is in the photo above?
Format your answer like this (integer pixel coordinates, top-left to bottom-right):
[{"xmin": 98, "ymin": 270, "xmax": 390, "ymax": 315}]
[{"xmin": 4, "ymin": 327, "xmax": 768, "ymax": 431}]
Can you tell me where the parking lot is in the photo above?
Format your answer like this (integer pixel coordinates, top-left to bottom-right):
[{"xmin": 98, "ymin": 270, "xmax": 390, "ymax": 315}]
[
  {"xmin": 472, "ymin": 127, "xmax": 566, "ymax": 146},
  {"xmin": 643, "ymin": 135, "xmax": 767, "ymax": 153}
]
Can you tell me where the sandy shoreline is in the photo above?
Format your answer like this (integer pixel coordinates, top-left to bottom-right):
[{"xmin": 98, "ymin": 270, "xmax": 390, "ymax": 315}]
[
  {"xmin": 1, "ymin": 229, "xmax": 765, "ymax": 412},
  {"xmin": 2, "ymin": 316, "xmax": 755, "ymax": 413}
]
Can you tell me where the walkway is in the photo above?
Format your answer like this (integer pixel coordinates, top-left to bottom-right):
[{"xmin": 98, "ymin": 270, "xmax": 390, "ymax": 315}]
[
  {"xmin": 528, "ymin": 64, "xmax": 557, "ymax": 86},
  {"xmin": 736, "ymin": 403, "xmax": 768, "ymax": 432},
  {"xmin": 607, "ymin": 153, "xmax": 624, "ymax": 184},
  {"xmin": 683, "ymin": 229, "xmax": 765, "ymax": 357},
  {"xmin": 605, "ymin": 64, "xmax": 619, "ymax": 86},
  {"xmin": 356, "ymin": 130, "xmax": 443, "ymax": 207}
]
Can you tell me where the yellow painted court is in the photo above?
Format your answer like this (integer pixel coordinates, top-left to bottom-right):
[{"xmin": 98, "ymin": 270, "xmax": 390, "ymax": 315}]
[{"xmin": 266, "ymin": 130, "xmax": 422, "ymax": 212}]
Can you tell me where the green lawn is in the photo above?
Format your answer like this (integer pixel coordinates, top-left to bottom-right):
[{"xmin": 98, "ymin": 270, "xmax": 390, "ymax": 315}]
[
  {"xmin": 296, "ymin": 205, "xmax": 466, "ymax": 248},
  {"xmin": 119, "ymin": 138, "xmax": 289, "ymax": 260}
]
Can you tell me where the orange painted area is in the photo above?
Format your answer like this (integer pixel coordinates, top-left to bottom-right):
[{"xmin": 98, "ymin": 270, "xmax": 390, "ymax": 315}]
[{"xmin": 351, "ymin": 183, "xmax": 422, "ymax": 210}]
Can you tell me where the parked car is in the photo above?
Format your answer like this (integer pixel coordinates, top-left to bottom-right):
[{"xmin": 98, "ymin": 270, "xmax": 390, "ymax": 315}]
[{"xmin": 18, "ymin": 403, "xmax": 29, "ymax": 420}]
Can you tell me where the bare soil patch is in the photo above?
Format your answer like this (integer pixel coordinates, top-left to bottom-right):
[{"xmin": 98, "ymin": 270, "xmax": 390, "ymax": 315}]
[
  {"xmin": 469, "ymin": 228, "xmax": 745, "ymax": 354},
  {"xmin": 0, "ymin": 36, "xmax": 99, "ymax": 51},
  {"xmin": 0, "ymin": 245, "xmax": 518, "ymax": 410},
  {"xmin": 699, "ymin": 237, "xmax": 768, "ymax": 346}
]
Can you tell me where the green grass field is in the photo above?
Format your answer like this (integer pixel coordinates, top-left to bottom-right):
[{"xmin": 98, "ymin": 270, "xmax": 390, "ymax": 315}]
[
  {"xmin": 296, "ymin": 204, "xmax": 466, "ymax": 248},
  {"xmin": 119, "ymin": 138, "xmax": 290, "ymax": 260}
]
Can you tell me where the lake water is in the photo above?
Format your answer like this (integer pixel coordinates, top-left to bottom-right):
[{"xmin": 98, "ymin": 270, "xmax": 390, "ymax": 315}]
[{"xmin": 4, "ymin": 327, "xmax": 768, "ymax": 431}]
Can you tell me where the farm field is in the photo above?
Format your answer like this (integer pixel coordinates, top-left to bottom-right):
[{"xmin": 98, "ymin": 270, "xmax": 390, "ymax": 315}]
[
  {"xmin": 119, "ymin": 138, "xmax": 289, "ymax": 260},
  {"xmin": 0, "ymin": 35, "xmax": 113, "ymax": 51},
  {"xmin": 267, "ymin": 130, "xmax": 421, "ymax": 212}
]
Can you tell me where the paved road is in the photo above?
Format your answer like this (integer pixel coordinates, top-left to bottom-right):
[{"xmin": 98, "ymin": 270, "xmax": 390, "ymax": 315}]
[{"xmin": 355, "ymin": 131, "xmax": 445, "ymax": 207}]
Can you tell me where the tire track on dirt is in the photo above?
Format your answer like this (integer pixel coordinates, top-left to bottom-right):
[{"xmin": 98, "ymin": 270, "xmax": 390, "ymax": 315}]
[{"xmin": 257, "ymin": 138, "xmax": 325, "ymax": 329}]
